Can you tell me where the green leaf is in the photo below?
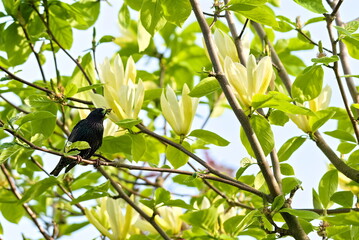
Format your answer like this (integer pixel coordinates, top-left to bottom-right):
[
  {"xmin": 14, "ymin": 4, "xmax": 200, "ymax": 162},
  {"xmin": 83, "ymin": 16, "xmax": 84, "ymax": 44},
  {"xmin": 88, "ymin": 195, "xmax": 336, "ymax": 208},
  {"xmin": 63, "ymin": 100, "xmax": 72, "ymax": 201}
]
[
  {"xmin": 116, "ymin": 119, "xmax": 142, "ymax": 129},
  {"xmin": 292, "ymin": 65, "xmax": 324, "ymax": 103},
  {"xmin": 282, "ymin": 177, "xmax": 302, "ymax": 194},
  {"xmin": 49, "ymin": 13, "xmax": 73, "ymax": 49},
  {"xmin": 154, "ymin": 188, "xmax": 171, "ymax": 204},
  {"xmin": 324, "ymin": 130, "xmax": 356, "ymax": 143},
  {"xmin": 312, "ymin": 188, "xmax": 323, "ymax": 209},
  {"xmin": 189, "ymin": 77, "xmax": 221, "ymax": 97},
  {"xmin": 330, "ymin": 191, "xmax": 354, "ymax": 208},
  {"xmin": 65, "ymin": 141, "xmax": 90, "ymax": 154},
  {"xmin": 223, "ymin": 210, "xmax": 258, "ymax": 236},
  {"xmin": 342, "ymin": 35, "xmax": 359, "ymax": 60},
  {"xmin": 309, "ymin": 109, "xmax": 336, "ymax": 132},
  {"xmin": 0, "ymin": 144, "xmax": 22, "ymax": 164},
  {"xmin": 118, "ymin": 4, "xmax": 131, "ymax": 29},
  {"xmin": 337, "ymin": 142, "xmax": 356, "ymax": 154},
  {"xmin": 20, "ymin": 177, "xmax": 59, "ymax": 204},
  {"xmin": 130, "ymin": 134, "xmax": 146, "ymax": 162},
  {"xmin": 181, "ymin": 207, "xmax": 218, "ymax": 230},
  {"xmin": 99, "ymin": 35, "xmax": 115, "ymax": 43},
  {"xmin": 322, "ymin": 211, "xmax": 359, "ymax": 225},
  {"xmin": 77, "ymin": 83, "xmax": 104, "ymax": 93},
  {"xmin": 64, "ymin": 83, "xmax": 78, "ymax": 97},
  {"xmin": 293, "ymin": 0, "xmax": 327, "ymax": 14},
  {"xmin": 161, "ymin": 0, "xmax": 191, "ymax": 27},
  {"xmin": 166, "ymin": 141, "xmax": 190, "ymax": 168},
  {"xmin": 140, "ymin": 0, "xmax": 167, "ymax": 35},
  {"xmin": 271, "ymin": 195, "xmax": 285, "ymax": 212},
  {"xmin": 318, "ymin": 169, "xmax": 338, "ymax": 209},
  {"xmin": 252, "ymin": 92, "xmax": 314, "ymax": 115},
  {"xmin": 280, "ymin": 208, "xmax": 320, "ymax": 220},
  {"xmin": 268, "ymin": 110, "xmax": 289, "ymax": 126},
  {"xmin": 236, "ymin": 158, "xmax": 253, "ymax": 179},
  {"xmin": 280, "ymin": 163, "xmax": 295, "ymax": 176},
  {"xmin": 277, "ymin": 136, "xmax": 306, "ymax": 162},
  {"xmin": 229, "ymin": 5, "xmax": 278, "ymax": 27},
  {"xmin": 144, "ymin": 88, "xmax": 162, "ymax": 101},
  {"xmin": 1, "ymin": 202, "xmax": 25, "ymax": 224},
  {"xmin": 240, "ymin": 115, "xmax": 274, "ymax": 157},
  {"xmin": 189, "ymin": 129, "xmax": 230, "ymax": 146},
  {"xmin": 100, "ymin": 135, "xmax": 132, "ymax": 155},
  {"xmin": 165, "ymin": 199, "xmax": 194, "ymax": 210},
  {"xmin": 72, "ymin": 181, "xmax": 110, "ymax": 204},
  {"xmin": 19, "ymin": 111, "xmax": 57, "ymax": 138},
  {"xmin": 311, "ymin": 55, "xmax": 339, "ymax": 64}
]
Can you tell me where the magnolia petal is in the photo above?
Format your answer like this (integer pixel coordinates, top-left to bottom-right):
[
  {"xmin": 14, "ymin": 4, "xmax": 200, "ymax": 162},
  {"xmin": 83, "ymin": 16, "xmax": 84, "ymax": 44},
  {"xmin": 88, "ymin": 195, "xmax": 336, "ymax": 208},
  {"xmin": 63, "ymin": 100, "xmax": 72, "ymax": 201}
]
[
  {"xmin": 246, "ymin": 55, "xmax": 257, "ymax": 96},
  {"xmin": 114, "ymin": 55, "xmax": 125, "ymax": 86},
  {"xmin": 85, "ymin": 208, "xmax": 113, "ymax": 239},
  {"xmin": 161, "ymin": 91, "xmax": 180, "ymax": 134},
  {"xmin": 181, "ymin": 84, "xmax": 194, "ymax": 135},
  {"xmin": 165, "ymin": 86, "xmax": 182, "ymax": 133},
  {"xmin": 125, "ymin": 56, "xmax": 137, "ymax": 83},
  {"xmin": 214, "ymin": 29, "xmax": 238, "ymax": 64},
  {"xmin": 107, "ymin": 198, "xmax": 124, "ymax": 239},
  {"xmin": 133, "ymin": 80, "xmax": 145, "ymax": 118},
  {"xmin": 256, "ymin": 56, "xmax": 273, "ymax": 95}
]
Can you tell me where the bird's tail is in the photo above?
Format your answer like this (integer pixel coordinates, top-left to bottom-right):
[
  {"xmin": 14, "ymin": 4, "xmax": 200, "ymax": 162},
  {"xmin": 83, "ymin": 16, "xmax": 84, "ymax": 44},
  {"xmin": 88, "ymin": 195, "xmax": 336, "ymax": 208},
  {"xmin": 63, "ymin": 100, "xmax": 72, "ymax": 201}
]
[{"xmin": 50, "ymin": 157, "xmax": 68, "ymax": 176}]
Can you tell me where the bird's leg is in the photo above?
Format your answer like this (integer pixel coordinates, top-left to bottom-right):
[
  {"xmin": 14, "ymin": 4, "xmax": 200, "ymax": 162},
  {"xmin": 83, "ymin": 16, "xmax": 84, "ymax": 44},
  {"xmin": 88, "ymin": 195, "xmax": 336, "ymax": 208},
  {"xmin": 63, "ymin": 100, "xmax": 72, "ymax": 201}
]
[
  {"xmin": 94, "ymin": 158, "xmax": 101, "ymax": 169},
  {"xmin": 76, "ymin": 155, "xmax": 83, "ymax": 164}
]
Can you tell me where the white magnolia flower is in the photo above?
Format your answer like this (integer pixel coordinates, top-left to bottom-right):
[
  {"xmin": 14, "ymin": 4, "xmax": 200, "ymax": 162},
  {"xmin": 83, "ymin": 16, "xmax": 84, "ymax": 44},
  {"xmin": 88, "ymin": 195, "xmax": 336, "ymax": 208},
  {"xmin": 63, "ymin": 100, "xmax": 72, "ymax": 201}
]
[
  {"xmin": 85, "ymin": 197, "xmax": 139, "ymax": 240},
  {"xmin": 160, "ymin": 84, "xmax": 199, "ymax": 136},
  {"xmin": 90, "ymin": 55, "xmax": 144, "ymax": 122},
  {"xmin": 224, "ymin": 54, "xmax": 274, "ymax": 110},
  {"xmin": 288, "ymin": 85, "xmax": 332, "ymax": 132},
  {"xmin": 135, "ymin": 204, "xmax": 183, "ymax": 235}
]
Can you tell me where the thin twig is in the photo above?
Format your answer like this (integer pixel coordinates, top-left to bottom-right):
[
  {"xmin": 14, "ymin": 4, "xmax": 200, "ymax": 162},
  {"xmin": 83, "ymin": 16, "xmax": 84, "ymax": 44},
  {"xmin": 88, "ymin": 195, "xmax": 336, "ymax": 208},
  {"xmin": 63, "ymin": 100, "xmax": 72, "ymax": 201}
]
[
  {"xmin": 1, "ymin": 164, "xmax": 53, "ymax": 240},
  {"xmin": 189, "ymin": 0, "xmax": 281, "ymax": 197},
  {"xmin": 325, "ymin": 13, "xmax": 359, "ymax": 142},
  {"xmin": 223, "ymin": 0, "xmax": 248, "ymax": 65}
]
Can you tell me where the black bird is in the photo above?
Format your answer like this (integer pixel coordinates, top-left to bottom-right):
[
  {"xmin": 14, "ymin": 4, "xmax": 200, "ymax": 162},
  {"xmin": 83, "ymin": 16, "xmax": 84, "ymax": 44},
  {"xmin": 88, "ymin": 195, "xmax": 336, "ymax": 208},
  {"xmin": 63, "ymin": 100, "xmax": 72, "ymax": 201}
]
[{"xmin": 50, "ymin": 108, "xmax": 111, "ymax": 176}]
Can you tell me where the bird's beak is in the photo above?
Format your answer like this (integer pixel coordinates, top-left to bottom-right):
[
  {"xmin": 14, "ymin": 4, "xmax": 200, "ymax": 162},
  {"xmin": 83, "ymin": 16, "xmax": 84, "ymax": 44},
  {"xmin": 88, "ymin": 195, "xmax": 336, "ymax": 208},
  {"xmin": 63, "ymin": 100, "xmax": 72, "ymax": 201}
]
[{"xmin": 105, "ymin": 108, "xmax": 112, "ymax": 114}]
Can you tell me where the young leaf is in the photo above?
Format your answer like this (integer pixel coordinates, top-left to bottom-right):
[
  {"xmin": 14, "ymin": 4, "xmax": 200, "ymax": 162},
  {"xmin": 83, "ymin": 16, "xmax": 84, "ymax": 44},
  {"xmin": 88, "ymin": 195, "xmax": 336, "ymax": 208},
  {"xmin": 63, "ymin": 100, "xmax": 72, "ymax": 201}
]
[
  {"xmin": 318, "ymin": 169, "xmax": 338, "ymax": 209},
  {"xmin": 240, "ymin": 115, "xmax": 274, "ymax": 158},
  {"xmin": 161, "ymin": 0, "xmax": 191, "ymax": 27},
  {"xmin": 311, "ymin": 55, "xmax": 339, "ymax": 64},
  {"xmin": 293, "ymin": 0, "xmax": 327, "ymax": 14},
  {"xmin": 140, "ymin": 0, "xmax": 167, "ymax": 35},
  {"xmin": 278, "ymin": 136, "xmax": 306, "ymax": 162},
  {"xmin": 116, "ymin": 119, "xmax": 142, "ymax": 129},
  {"xmin": 330, "ymin": 191, "xmax": 354, "ymax": 208},
  {"xmin": 130, "ymin": 134, "xmax": 146, "ymax": 162},
  {"xmin": 271, "ymin": 195, "xmax": 285, "ymax": 212},
  {"xmin": 166, "ymin": 141, "xmax": 190, "ymax": 168},
  {"xmin": 189, "ymin": 129, "xmax": 230, "ymax": 146},
  {"xmin": 324, "ymin": 130, "xmax": 356, "ymax": 143},
  {"xmin": 312, "ymin": 188, "xmax": 323, "ymax": 209},
  {"xmin": 189, "ymin": 77, "xmax": 221, "ymax": 97},
  {"xmin": 280, "ymin": 163, "xmax": 295, "ymax": 176},
  {"xmin": 292, "ymin": 65, "xmax": 324, "ymax": 103},
  {"xmin": 280, "ymin": 208, "xmax": 320, "ymax": 220},
  {"xmin": 19, "ymin": 177, "xmax": 59, "ymax": 204}
]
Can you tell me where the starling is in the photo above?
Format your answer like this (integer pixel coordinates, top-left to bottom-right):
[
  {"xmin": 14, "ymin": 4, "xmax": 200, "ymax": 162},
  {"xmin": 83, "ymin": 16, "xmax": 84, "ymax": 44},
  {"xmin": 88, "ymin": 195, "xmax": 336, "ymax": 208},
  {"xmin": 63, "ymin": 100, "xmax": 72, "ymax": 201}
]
[{"xmin": 50, "ymin": 108, "xmax": 111, "ymax": 176}]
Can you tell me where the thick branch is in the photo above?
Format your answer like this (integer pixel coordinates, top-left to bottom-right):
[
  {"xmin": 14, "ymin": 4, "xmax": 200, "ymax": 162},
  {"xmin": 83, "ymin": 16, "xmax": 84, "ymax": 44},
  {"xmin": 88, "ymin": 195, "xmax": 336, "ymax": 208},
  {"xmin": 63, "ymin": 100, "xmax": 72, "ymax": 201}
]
[
  {"xmin": 189, "ymin": 0, "xmax": 281, "ymax": 197},
  {"xmin": 314, "ymin": 132, "xmax": 359, "ymax": 182}
]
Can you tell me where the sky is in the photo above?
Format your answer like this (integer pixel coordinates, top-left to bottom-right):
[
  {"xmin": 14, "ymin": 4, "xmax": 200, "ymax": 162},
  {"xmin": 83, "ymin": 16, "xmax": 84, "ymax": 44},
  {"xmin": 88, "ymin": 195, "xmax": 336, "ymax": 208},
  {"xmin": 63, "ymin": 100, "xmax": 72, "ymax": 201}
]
[{"xmin": 1, "ymin": 0, "xmax": 359, "ymax": 239}]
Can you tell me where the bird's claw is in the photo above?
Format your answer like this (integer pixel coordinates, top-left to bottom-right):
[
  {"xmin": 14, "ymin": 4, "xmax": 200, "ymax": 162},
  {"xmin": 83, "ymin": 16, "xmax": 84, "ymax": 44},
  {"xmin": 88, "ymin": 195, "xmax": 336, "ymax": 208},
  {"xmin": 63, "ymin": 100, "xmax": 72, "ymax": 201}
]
[
  {"xmin": 76, "ymin": 155, "xmax": 83, "ymax": 164},
  {"xmin": 94, "ymin": 158, "xmax": 101, "ymax": 169}
]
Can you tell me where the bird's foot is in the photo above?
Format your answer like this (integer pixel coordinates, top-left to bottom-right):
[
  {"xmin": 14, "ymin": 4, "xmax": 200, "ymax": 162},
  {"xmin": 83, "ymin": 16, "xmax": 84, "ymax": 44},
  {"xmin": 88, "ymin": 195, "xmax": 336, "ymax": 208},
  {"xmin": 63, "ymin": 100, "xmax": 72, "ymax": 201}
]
[
  {"xmin": 94, "ymin": 158, "xmax": 101, "ymax": 169},
  {"xmin": 76, "ymin": 155, "xmax": 83, "ymax": 164}
]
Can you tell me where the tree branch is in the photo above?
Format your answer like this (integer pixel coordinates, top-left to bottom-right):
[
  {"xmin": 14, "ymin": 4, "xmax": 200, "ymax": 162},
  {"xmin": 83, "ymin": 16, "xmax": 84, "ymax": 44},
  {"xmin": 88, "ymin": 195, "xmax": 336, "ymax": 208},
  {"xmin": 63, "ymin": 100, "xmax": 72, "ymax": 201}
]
[
  {"xmin": 314, "ymin": 132, "xmax": 359, "ymax": 182},
  {"xmin": 1, "ymin": 164, "xmax": 53, "ymax": 240}
]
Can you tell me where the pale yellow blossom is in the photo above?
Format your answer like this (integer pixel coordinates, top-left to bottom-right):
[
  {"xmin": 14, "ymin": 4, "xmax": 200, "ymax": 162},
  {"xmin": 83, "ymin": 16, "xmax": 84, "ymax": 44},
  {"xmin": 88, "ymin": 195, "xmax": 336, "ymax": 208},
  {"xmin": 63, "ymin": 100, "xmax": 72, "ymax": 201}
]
[
  {"xmin": 224, "ymin": 54, "xmax": 274, "ymax": 110},
  {"xmin": 160, "ymin": 84, "xmax": 199, "ymax": 136},
  {"xmin": 90, "ymin": 55, "xmax": 144, "ymax": 123},
  {"xmin": 288, "ymin": 85, "xmax": 332, "ymax": 132}
]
